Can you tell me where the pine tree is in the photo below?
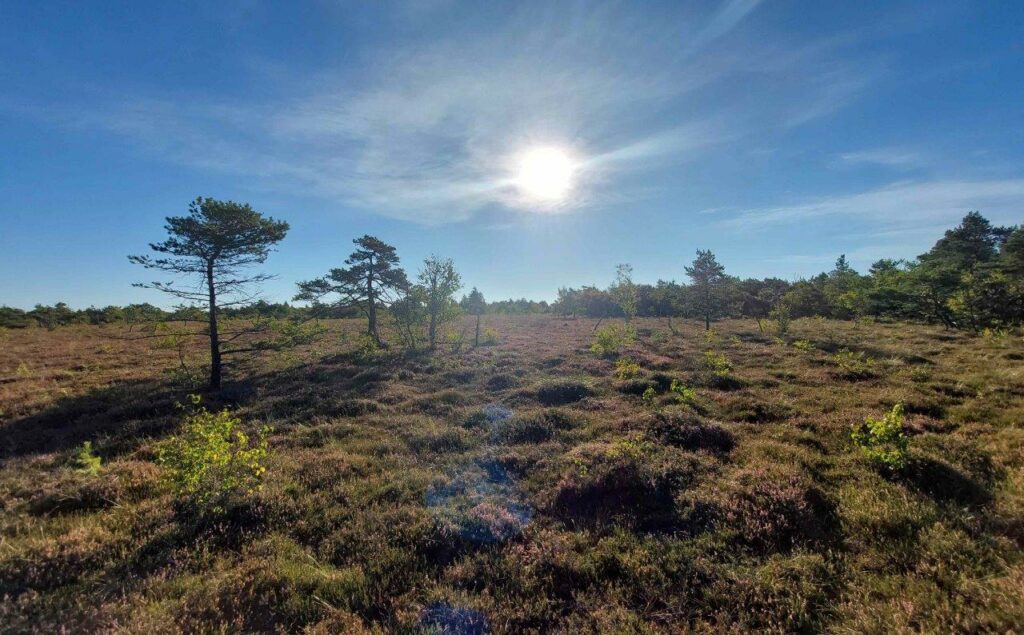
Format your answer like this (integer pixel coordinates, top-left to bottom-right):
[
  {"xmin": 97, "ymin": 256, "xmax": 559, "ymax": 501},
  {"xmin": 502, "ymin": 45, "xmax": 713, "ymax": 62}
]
[
  {"xmin": 129, "ymin": 197, "xmax": 289, "ymax": 390},
  {"xmin": 685, "ymin": 249, "xmax": 728, "ymax": 330},
  {"xmin": 295, "ymin": 235, "xmax": 409, "ymax": 347}
]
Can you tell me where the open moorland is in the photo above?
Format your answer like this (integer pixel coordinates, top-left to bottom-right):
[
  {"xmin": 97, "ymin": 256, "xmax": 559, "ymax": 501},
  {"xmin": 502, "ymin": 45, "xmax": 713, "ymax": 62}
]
[{"xmin": 1, "ymin": 316, "xmax": 1023, "ymax": 633}]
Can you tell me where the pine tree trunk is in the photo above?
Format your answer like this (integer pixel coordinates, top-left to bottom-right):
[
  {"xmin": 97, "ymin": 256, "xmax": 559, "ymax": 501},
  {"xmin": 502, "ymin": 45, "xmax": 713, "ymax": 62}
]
[
  {"xmin": 429, "ymin": 310, "xmax": 437, "ymax": 350},
  {"xmin": 206, "ymin": 261, "xmax": 222, "ymax": 390},
  {"xmin": 366, "ymin": 262, "xmax": 383, "ymax": 347},
  {"xmin": 475, "ymin": 314, "xmax": 481, "ymax": 346}
]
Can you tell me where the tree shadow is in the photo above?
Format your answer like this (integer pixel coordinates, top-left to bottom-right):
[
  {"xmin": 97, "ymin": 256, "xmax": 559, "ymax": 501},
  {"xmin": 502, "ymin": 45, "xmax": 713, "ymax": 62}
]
[
  {"xmin": 0, "ymin": 378, "xmax": 180, "ymax": 461},
  {"xmin": 899, "ymin": 456, "xmax": 993, "ymax": 508},
  {"xmin": 0, "ymin": 344, "xmax": 418, "ymax": 463}
]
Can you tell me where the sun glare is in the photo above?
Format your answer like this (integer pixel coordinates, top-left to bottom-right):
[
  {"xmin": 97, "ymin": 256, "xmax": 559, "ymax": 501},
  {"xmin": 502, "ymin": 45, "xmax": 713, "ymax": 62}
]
[{"xmin": 515, "ymin": 146, "xmax": 575, "ymax": 203}]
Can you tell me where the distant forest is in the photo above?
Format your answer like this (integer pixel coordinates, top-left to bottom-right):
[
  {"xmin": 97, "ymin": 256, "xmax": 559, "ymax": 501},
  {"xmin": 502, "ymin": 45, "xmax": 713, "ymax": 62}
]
[{"xmin": 3, "ymin": 211, "xmax": 1021, "ymax": 333}]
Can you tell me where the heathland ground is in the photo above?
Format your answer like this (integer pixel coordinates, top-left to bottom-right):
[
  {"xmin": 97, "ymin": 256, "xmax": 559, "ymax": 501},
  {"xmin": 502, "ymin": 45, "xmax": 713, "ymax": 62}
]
[{"xmin": 1, "ymin": 316, "xmax": 1022, "ymax": 632}]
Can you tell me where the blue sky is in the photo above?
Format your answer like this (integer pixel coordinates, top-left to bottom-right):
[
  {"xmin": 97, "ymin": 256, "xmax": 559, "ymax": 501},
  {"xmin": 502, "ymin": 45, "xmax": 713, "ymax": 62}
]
[{"xmin": 2, "ymin": 1, "xmax": 1023, "ymax": 309}]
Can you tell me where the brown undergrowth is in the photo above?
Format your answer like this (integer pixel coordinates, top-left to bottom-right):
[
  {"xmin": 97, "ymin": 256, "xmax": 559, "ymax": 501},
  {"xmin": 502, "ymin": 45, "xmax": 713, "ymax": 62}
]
[{"xmin": 1, "ymin": 316, "xmax": 1022, "ymax": 632}]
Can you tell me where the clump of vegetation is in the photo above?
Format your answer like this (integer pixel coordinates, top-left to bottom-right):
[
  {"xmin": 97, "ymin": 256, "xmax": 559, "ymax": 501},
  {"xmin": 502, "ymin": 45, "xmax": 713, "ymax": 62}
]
[
  {"xmin": 71, "ymin": 441, "xmax": 102, "ymax": 476},
  {"xmin": 351, "ymin": 333, "xmax": 380, "ymax": 363},
  {"xmin": 549, "ymin": 439, "xmax": 690, "ymax": 529},
  {"xmin": 702, "ymin": 350, "xmax": 732, "ymax": 378},
  {"xmin": 642, "ymin": 410, "xmax": 734, "ymax": 454},
  {"xmin": 445, "ymin": 329, "xmax": 466, "ymax": 353},
  {"xmin": 486, "ymin": 373, "xmax": 518, "ymax": 390},
  {"xmin": 699, "ymin": 350, "xmax": 740, "ymax": 389},
  {"xmin": 641, "ymin": 386, "xmax": 658, "ymax": 406},
  {"xmin": 722, "ymin": 395, "xmax": 793, "ymax": 423},
  {"xmin": 832, "ymin": 348, "xmax": 879, "ymax": 380},
  {"xmin": 909, "ymin": 366, "xmax": 931, "ymax": 382},
  {"xmin": 850, "ymin": 403, "xmax": 909, "ymax": 470},
  {"xmin": 792, "ymin": 339, "xmax": 814, "ymax": 352},
  {"xmin": 669, "ymin": 379, "xmax": 698, "ymax": 406},
  {"xmin": 614, "ymin": 356, "xmax": 641, "ymax": 380},
  {"xmin": 717, "ymin": 466, "xmax": 834, "ymax": 552},
  {"xmin": 480, "ymin": 327, "xmax": 500, "ymax": 345},
  {"xmin": 590, "ymin": 323, "xmax": 636, "ymax": 357},
  {"xmin": 536, "ymin": 379, "xmax": 594, "ymax": 406},
  {"xmin": 770, "ymin": 301, "xmax": 791, "ymax": 336},
  {"xmin": 156, "ymin": 396, "xmax": 270, "ymax": 515}
]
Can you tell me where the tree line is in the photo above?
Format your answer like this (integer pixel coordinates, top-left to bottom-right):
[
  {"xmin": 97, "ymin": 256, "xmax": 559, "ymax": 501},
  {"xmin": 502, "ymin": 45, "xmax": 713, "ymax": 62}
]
[
  {"xmin": 2, "ymin": 198, "xmax": 1020, "ymax": 389},
  {"xmin": 553, "ymin": 212, "xmax": 1024, "ymax": 332}
]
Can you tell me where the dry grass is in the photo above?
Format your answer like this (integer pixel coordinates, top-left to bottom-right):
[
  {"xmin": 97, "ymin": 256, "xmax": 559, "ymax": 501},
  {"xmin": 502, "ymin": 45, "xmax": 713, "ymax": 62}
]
[{"xmin": 1, "ymin": 316, "xmax": 1022, "ymax": 633}]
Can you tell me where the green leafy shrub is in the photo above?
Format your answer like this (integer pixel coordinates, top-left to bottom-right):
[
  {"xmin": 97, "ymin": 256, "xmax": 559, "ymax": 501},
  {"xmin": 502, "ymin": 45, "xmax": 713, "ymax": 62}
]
[
  {"xmin": 641, "ymin": 386, "xmax": 657, "ymax": 407},
  {"xmin": 614, "ymin": 356, "xmax": 641, "ymax": 380},
  {"xmin": 832, "ymin": 348, "xmax": 879, "ymax": 380},
  {"xmin": 770, "ymin": 301, "xmax": 791, "ymax": 336},
  {"xmin": 480, "ymin": 328, "xmax": 500, "ymax": 346},
  {"xmin": 590, "ymin": 323, "xmax": 636, "ymax": 357},
  {"xmin": 157, "ymin": 396, "xmax": 269, "ymax": 515},
  {"xmin": 702, "ymin": 350, "xmax": 733, "ymax": 378},
  {"xmin": 351, "ymin": 333, "xmax": 380, "ymax": 364},
  {"xmin": 851, "ymin": 404, "xmax": 908, "ymax": 470},
  {"xmin": 445, "ymin": 329, "xmax": 465, "ymax": 353},
  {"xmin": 669, "ymin": 379, "xmax": 698, "ymax": 406},
  {"xmin": 71, "ymin": 441, "xmax": 102, "ymax": 476},
  {"xmin": 792, "ymin": 339, "xmax": 814, "ymax": 352}
]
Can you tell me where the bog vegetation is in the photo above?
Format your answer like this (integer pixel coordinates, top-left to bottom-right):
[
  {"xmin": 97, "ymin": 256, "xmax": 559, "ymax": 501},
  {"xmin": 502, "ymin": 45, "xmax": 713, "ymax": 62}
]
[{"xmin": 1, "ymin": 200, "xmax": 1023, "ymax": 632}]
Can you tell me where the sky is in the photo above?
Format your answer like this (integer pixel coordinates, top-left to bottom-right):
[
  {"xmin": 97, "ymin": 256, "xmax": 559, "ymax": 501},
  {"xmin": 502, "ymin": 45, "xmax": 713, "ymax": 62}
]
[{"xmin": 2, "ymin": 0, "xmax": 1023, "ymax": 309}]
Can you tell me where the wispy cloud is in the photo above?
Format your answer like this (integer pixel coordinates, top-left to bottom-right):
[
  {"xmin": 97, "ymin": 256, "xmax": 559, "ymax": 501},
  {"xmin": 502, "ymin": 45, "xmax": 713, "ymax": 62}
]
[
  {"xmin": 685, "ymin": 0, "xmax": 764, "ymax": 52},
  {"xmin": 839, "ymin": 147, "xmax": 925, "ymax": 168},
  {"xmin": 6, "ymin": 1, "xmax": 875, "ymax": 224},
  {"xmin": 724, "ymin": 178, "xmax": 1024, "ymax": 228}
]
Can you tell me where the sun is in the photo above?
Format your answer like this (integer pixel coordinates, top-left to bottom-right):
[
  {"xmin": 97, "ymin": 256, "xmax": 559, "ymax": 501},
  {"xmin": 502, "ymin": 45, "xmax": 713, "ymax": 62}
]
[{"xmin": 515, "ymin": 146, "xmax": 575, "ymax": 203}]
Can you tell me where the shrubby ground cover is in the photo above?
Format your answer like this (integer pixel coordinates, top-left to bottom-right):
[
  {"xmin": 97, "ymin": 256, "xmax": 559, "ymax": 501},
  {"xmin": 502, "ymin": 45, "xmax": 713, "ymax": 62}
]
[{"xmin": 0, "ymin": 315, "xmax": 1022, "ymax": 632}]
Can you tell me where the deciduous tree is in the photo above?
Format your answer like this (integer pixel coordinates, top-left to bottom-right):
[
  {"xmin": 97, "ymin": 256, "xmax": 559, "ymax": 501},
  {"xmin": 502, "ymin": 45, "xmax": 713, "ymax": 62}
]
[{"xmin": 419, "ymin": 256, "xmax": 462, "ymax": 349}]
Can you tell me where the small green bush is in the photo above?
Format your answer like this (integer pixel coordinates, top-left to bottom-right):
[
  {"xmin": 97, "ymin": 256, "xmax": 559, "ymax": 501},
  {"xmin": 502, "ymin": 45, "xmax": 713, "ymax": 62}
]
[
  {"xmin": 590, "ymin": 323, "xmax": 636, "ymax": 357},
  {"xmin": 351, "ymin": 333, "xmax": 379, "ymax": 363},
  {"xmin": 832, "ymin": 348, "xmax": 879, "ymax": 380},
  {"xmin": 72, "ymin": 441, "xmax": 102, "ymax": 476},
  {"xmin": 614, "ymin": 357, "xmax": 641, "ymax": 380},
  {"xmin": 851, "ymin": 404, "xmax": 908, "ymax": 470},
  {"xmin": 157, "ymin": 396, "xmax": 269, "ymax": 515},
  {"xmin": 445, "ymin": 329, "xmax": 465, "ymax": 353},
  {"xmin": 480, "ymin": 328, "xmax": 500, "ymax": 346},
  {"xmin": 669, "ymin": 379, "xmax": 698, "ymax": 406},
  {"xmin": 641, "ymin": 386, "xmax": 657, "ymax": 407},
  {"xmin": 770, "ymin": 301, "xmax": 791, "ymax": 336},
  {"xmin": 702, "ymin": 350, "xmax": 732, "ymax": 378},
  {"xmin": 792, "ymin": 339, "xmax": 814, "ymax": 352}
]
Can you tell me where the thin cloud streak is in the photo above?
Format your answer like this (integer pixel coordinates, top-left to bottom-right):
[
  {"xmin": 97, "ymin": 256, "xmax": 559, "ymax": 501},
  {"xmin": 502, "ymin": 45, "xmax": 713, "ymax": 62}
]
[
  {"xmin": 839, "ymin": 147, "xmax": 926, "ymax": 167},
  {"xmin": 724, "ymin": 178, "xmax": 1024, "ymax": 228}
]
